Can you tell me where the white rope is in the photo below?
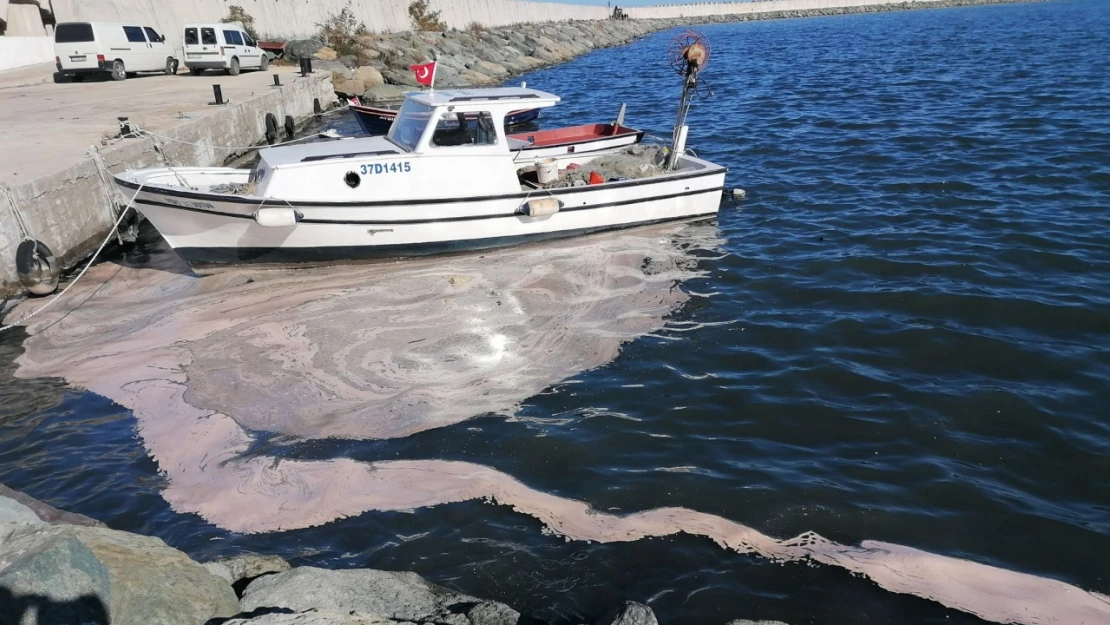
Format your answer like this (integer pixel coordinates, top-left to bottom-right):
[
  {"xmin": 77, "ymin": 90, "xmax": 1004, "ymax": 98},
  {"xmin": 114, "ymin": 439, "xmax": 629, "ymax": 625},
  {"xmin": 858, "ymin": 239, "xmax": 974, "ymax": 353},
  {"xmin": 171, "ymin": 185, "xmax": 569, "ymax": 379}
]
[
  {"xmin": 1, "ymin": 182, "xmax": 34, "ymax": 242},
  {"xmin": 0, "ymin": 184, "xmax": 143, "ymax": 334}
]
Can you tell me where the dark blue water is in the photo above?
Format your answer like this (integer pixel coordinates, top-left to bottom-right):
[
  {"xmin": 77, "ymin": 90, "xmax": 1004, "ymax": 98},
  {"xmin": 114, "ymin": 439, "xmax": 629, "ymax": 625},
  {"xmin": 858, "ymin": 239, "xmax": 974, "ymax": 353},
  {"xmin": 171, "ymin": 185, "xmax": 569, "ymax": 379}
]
[{"xmin": 2, "ymin": 2, "xmax": 1109, "ymax": 623}]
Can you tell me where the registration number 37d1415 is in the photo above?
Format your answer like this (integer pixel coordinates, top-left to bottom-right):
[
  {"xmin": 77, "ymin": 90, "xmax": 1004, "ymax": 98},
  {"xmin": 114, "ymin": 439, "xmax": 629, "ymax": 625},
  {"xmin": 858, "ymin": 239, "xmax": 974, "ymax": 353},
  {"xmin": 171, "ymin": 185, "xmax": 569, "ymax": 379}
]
[{"xmin": 361, "ymin": 162, "xmax": 412, "ymax": 175}]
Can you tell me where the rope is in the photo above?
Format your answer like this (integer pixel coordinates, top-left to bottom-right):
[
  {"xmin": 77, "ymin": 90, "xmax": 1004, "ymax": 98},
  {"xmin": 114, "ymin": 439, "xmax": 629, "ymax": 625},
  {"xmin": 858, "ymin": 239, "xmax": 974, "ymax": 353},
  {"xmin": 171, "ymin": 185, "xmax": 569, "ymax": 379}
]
[
  {"xmin": 87, "ymin": 146, "xmax": 128, "ymax": 244},
  {"xmin": 132, "ymin": 125, "xmax": 342, "ymax": 152},
  {"xmin": 0, "ymin": 183, "xmax": 144, "ymax": 334},
  {"xmin": 1, "ymin": 182, "xmax": 34, "ymax": 243}
]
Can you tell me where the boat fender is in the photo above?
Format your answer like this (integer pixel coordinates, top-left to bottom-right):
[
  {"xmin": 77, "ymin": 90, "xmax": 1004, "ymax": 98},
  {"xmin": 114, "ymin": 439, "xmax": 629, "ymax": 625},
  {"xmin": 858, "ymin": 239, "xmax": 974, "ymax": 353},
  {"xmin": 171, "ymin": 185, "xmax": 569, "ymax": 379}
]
[
  {"xmin": 15, "ymin": 239, "xmax": 59, "ymax": 296},
  {"xmin": 521, "ymin": 198, "xmax": 562, "ymax": 218},
  {"xmin": 253, "ymin": 207, "xmax": 302, "ymax": 227},
  {"xmin": 284, "ymin": 115, "xmax": 296, "ymax": 139},
  {"xmin": 265, "ymin": 113, "xmax": 279, "ymax": 145}
]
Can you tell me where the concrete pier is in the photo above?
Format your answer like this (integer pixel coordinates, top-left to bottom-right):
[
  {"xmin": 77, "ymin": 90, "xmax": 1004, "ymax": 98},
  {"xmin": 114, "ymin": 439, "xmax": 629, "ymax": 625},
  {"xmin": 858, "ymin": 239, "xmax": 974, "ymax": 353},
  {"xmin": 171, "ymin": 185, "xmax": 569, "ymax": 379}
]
[{"xmin": 0, "ymin": 66, "xmax": 336, "ymax": 298}]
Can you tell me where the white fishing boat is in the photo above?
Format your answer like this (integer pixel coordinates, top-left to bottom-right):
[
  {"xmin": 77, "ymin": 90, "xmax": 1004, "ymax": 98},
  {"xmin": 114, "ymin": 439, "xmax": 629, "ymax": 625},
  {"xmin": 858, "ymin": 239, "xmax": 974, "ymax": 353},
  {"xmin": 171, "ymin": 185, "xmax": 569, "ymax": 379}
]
[{"xmin": 115, "ymin": 36, "xmax": 724, "ymax": 266}]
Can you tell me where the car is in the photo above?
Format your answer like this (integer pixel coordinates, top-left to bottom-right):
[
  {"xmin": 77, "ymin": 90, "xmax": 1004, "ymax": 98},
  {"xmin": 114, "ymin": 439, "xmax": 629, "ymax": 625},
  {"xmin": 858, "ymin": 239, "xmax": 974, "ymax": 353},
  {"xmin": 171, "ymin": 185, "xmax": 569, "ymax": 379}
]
[
  {"xmin": 53, "ymin": 21, "xmax": 176, "ymax": 82},
  {"xmin": 182, "ymin": 23, "xmax": 268, "ymax": 76}
]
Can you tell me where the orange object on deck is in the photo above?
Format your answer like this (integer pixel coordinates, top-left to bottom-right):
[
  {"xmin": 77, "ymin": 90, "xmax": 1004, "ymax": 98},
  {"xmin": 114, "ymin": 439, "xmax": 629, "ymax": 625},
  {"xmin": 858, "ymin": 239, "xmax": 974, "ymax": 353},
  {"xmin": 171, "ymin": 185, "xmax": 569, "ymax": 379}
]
[{"xmin": 588, "ymin": 171, "xmax": 605, "ymax": 185}]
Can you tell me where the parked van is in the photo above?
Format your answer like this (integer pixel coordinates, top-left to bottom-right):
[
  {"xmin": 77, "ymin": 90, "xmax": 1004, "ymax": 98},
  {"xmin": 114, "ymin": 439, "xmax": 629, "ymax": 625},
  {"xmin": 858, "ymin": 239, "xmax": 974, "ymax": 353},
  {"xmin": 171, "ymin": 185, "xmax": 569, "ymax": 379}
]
[
  {"xmin": 54, "ymin": 22, "xmax": 176, "ymax": 82},
  {"xmin": 182, "ymin": 24, "xmax": 268, "ymax": 76}
]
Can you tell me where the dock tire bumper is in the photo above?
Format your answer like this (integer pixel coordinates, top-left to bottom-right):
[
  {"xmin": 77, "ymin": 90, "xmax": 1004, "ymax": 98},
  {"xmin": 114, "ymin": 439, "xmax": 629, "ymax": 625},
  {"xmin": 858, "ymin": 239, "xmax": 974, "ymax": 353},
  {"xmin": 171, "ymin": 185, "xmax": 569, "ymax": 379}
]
[{"xmin": 15, "ymin": 240, "xmax": 59, "ymax": 297}]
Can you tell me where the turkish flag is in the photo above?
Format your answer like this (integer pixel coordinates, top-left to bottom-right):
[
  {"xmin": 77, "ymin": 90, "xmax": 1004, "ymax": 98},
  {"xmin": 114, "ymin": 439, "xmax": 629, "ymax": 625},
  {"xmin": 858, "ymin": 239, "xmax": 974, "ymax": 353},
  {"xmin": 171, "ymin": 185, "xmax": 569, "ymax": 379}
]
[{"xmin": 410, "ymin": 61, "xmax": 436, "ymax": 86}]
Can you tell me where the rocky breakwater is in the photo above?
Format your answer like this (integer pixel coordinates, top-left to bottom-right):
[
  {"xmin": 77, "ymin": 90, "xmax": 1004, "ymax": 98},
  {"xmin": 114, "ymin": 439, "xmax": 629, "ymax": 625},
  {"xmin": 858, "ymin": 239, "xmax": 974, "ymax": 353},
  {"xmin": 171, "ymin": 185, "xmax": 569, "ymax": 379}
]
[
  {"xmin": 285, "ymin": 19, "xmax": 671, "ymax": 103},
  {"xmin": 0, "ymin": 484, "xmax": 787, "ymax": 625},
  {"xmin": 284, "ymin": 0, "xmax": 1030, "ymax": 103}
]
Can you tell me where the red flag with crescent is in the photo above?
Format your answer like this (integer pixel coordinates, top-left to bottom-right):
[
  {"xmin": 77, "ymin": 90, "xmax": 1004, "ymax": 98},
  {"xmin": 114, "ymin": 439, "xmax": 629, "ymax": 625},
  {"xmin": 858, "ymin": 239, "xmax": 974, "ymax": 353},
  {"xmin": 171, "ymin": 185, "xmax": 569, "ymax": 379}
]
[{"xmin": 410, "ymin": 61, "xmax": 436, "ymax": 86}]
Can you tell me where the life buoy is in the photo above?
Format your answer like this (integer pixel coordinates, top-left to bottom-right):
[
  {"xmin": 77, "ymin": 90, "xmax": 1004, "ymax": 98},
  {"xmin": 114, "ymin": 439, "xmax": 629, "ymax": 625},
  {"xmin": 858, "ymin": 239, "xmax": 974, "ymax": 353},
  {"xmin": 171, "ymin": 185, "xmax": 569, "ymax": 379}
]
[{"xmin": 15, "ymin": 239, "xmax": 59, "ymax": 296}]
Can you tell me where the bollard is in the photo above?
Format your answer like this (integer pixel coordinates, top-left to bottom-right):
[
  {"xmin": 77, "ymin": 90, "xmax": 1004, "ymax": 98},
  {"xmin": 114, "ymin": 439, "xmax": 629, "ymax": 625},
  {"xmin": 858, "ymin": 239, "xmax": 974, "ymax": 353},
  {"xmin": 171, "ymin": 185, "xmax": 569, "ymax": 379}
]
[
  {"xmin": 272, "ymin": 73, "xmax": 282, "ymax": 87},
  {"xmin": 211, "ymin": 84, "xmax": 225, "ymax": 106},
  {"xmin": 117, "ymin": 116, "xmax": 133, "ymax": 137}
]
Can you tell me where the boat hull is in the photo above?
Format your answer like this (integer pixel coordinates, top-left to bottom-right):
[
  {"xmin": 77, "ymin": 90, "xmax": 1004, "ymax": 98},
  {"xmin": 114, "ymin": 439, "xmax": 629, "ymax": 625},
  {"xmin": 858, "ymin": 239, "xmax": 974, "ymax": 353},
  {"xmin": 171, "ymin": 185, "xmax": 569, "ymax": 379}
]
[{"xmin": 118, "ymin": 162, "xmax": 726, "ymax": 266}]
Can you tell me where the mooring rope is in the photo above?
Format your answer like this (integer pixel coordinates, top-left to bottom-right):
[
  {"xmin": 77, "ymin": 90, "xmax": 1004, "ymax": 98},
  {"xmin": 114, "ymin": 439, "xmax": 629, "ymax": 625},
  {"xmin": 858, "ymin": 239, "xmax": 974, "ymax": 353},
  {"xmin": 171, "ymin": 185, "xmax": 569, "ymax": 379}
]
[
  {"xmin": 0, "ymin": 183, "xmax": 144, "ymax": 334},
  {"xmin": 0, "ymin": 182, "xmax": 34, "ymax": 243}
]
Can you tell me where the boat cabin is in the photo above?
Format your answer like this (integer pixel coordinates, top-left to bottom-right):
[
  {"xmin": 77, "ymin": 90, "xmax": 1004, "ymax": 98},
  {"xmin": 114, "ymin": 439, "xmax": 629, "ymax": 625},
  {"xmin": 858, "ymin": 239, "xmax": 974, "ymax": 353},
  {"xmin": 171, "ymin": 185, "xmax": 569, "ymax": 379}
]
[{"xmin": 253, "ymin": 88, "xmax": 562, "ymax": 202}]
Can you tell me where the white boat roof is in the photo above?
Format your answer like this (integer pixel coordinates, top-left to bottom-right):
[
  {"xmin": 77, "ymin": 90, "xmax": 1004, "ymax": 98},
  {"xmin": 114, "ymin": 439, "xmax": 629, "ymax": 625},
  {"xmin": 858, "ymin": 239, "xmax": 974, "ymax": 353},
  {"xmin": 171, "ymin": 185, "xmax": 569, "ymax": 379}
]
[
  {"xmin": 404, "ymin": 87, "xmax": 560, "ymax": 109},
  {"xmin": 259, "ymin": 136, "xmax": 399, "ymax": 167}
]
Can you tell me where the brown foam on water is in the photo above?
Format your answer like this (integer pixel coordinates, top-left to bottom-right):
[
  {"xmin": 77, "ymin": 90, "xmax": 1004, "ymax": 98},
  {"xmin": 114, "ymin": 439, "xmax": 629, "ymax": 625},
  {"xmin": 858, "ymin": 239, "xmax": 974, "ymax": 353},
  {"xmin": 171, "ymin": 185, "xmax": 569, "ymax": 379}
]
[{"xmin": 11, "ymin": 227, "xmax": 1110, "ymax": 625}]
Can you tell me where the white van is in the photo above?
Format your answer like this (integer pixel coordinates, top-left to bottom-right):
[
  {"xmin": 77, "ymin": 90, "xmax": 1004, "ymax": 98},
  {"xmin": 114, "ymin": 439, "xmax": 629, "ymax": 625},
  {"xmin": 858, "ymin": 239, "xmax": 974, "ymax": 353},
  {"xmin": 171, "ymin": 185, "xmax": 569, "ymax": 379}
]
[
  {"xmin": 183, "ymin": 24, "xmax": 268, "ymax": 76},
  {"xmin": 53, "ymin": 22, "xmax": 176, "ymax": 82}
]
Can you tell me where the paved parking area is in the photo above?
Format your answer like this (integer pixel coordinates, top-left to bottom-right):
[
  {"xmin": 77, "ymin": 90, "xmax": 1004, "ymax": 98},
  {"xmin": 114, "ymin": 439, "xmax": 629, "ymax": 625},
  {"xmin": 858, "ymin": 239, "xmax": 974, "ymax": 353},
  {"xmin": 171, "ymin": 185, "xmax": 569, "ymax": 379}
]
[{"xmin": 0, "ymin": 63, "xmax": 304, "ymax": 185}]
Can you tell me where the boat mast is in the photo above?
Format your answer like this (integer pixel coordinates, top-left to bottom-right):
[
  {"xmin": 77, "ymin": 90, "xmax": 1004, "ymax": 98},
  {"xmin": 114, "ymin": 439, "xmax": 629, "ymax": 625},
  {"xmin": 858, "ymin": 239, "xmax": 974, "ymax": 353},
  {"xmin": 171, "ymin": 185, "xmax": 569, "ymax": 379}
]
[{"xmin": 665, "ymin": 33, "xmax": 709, "ymax": 171}]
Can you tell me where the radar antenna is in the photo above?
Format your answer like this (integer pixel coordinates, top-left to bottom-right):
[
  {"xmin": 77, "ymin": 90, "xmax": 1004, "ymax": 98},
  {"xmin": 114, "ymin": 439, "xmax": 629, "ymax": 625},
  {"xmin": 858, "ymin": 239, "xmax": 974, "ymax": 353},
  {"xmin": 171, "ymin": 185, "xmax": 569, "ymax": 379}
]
[{"xmin": 665, "ymin": 30, "xmax": 711, "ymax": 170}]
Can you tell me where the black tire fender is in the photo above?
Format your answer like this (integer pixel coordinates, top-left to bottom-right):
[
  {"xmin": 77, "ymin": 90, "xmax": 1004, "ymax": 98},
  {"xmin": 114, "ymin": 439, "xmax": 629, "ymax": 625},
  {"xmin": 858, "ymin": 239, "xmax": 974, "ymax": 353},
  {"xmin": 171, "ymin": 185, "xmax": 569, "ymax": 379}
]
[
  {"xmin": 16, "ymin": 240, "xmax": 60, "ymax": 296},
  {"xmin": 265, "ymin": 113, "xmax": 279, "ymax": 145}
]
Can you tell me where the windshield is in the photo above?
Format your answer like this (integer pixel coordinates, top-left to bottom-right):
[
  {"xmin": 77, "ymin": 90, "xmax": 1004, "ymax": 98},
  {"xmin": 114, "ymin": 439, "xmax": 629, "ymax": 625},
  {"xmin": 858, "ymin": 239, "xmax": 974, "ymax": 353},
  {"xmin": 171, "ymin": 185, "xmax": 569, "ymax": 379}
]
[
  {"xmin": 55, "ymin": 23, "xmax": 94, "ymax": 43},
  {"xmin": 386, "ymin": 100, "xmax": 432, "ymax": 152}
]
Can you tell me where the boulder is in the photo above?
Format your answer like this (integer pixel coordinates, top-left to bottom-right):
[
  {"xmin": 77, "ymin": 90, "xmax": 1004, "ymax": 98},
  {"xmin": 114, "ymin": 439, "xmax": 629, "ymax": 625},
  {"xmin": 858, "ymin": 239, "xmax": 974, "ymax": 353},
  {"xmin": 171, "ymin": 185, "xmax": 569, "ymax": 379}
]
[
  {"xmin": 241, "ymin": 566, "xmax": 521, "ymax": 625},
  {"xmin": 0, "ymin": 496, "xmax": 44, "ymax": 525},
  {"xmin": 337, "ymin": 54, "xmax": 359, "ymax": 69},
  {"xmin": 315, "ymin": 60, "xmax": 355, "ymax": 80},
  {"xmin": 474, "ymin": 60, "xmax": 508, "ymax": 78},
  {"xmin": 221, "ymin": 611, "xmax": 394, "ymax": 625},
  {"xmin": 202, "ymin": 553, "xmax": 291, "ymax": 586},
  {"xmin": 353, "ymin": 65, "xmax": 384, "ymax": 89},
  {"xmin": 285, "ymin": 39, "xmax": 324, "ymax": 62},
  {"xmin": 381, "ymin": 69, "xmax": 420, "ymax": 87},
  {"xmin": 361, "ymin": 84, "xmax": 408, "ymax": 103},
  {"xmin": 598, "ymin": 601, "xmax": 658, "ymax": 625},
  {"xmin": 0, "ymin": 483, "xmax": 103, "ymax": 527},
  {"xmin": 314, "ymin": 46, "xmax": 339, "ymax": 61},
  {"xmin": 333, "ymin": 78, "xmax": 367, "ymax": 97},
  {"xmin": 0, "ymin": 523, "xmax": 238, "ymax": 625}
]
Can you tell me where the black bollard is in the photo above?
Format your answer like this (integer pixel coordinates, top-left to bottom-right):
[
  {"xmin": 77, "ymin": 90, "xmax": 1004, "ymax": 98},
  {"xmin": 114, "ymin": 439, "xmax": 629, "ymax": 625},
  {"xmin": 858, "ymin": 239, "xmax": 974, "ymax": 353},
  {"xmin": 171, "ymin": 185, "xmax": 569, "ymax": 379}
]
[
  {"xmin": 212, "ymin": 84, "xmax": 225, "ymax": 106},
  {"xmin": 117, "ymin": 116, "xmax": 132, "ymax": 137},
  {"xmin": 272, "ymin": 73, "xmax": 282, "ymax": 87}
]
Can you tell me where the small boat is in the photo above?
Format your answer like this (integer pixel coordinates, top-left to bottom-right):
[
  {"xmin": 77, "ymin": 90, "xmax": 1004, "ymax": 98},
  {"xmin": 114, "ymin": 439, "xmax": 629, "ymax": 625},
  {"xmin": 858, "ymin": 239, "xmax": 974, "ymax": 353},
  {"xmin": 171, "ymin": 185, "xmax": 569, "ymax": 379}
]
[
  {"xmin": 508, "ymin": 123, "xmax": 644, "ymax": 161},
  {"xmin": 115, "ymin": 86, "xmax": 726, "ymax": 266},
  {"xmin": 350, "ymin": 101, "xmax": 541, "ymax": 135}
]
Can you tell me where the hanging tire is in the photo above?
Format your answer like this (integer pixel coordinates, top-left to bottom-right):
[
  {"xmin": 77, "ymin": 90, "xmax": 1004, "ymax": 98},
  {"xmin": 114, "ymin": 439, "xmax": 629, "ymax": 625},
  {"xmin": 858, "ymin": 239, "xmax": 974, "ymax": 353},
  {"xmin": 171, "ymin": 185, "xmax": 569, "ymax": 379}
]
[
  {"xmin": 111, "ymin": 60, "xmax": 126, "ymax": 81},
  {"xmin": 15, "ymin": 240, "xmax": 59, "ymax": 297},
  {"xmin": 229, "ymin": 58, "xmax": 240, "ymax": 76},
  {"xmin": 284, "ymin": 115, "xmax": 296, "ymax": 139},
  {"xmin": 265, "ymin": 113, "xmax": 279, "ymax": 145},
  {"xmin": 260, "ymin": 54, "xmax": 269, "ymax": 71}
]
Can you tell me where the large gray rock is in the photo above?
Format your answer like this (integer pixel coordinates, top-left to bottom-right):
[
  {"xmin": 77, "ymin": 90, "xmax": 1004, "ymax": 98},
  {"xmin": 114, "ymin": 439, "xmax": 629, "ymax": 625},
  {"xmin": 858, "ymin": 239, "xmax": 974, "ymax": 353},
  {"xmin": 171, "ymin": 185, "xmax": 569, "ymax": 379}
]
[
  {"xmin": 0, "ymin": 497, "xmax": 43, "ymax": 526},
  {"xmin": 0, "ymin": 523, "xmax": 238, "ymax": 625},
  {"xmin": 361, "ymin": 84, "xmax": 408, "ymax": 103},
  {"xmin": 598, "ymin": 601, "xmax": 658, "ymax": 625},
  {"xmin": 285, "ymin": 39, "xmax": 325, "ymax": 62},
  {"xmin": 0, "ymin": 483, "xmax": 103, "ymax": 527},
  {"xmin": 241, "ymin": 566, "xmax": 521, "ymax": 625},
  {"xmin": 220, "ymin": 610, "xmax": 393, "ymax": 625},
  {"xmin": 202, "ymin": 553, "xmax": 291, "ymax": 586}
]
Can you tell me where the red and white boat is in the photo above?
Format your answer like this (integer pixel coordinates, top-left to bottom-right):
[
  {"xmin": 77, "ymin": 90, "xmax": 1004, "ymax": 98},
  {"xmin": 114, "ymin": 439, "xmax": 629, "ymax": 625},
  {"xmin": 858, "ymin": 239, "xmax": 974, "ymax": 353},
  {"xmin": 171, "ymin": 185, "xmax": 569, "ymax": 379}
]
[{"xmin": 507, "ymin": 123, "xmax": 644, "ymax": 161}]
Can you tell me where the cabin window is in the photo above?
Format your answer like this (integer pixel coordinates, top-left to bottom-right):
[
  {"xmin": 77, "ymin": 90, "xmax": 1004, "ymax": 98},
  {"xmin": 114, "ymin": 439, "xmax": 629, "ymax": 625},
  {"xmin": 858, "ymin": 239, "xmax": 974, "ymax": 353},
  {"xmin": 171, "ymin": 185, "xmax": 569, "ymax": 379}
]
[
  {"xmin": 201, "ymin": 28, "xmax": 217, "ymax": 45},
  {"xmin": 123, "ymin": 26, "xmax": 147, "ymax": 43},
  {"xmin": 184, "ymin": 28, "xmax": 198, "ymax": 45},
  {"xmin": 224, "ymin": 30, "xmax": 243, "ymax": 46},
  {"xmin": 55, "ymin": 23, "xmax": 95, "ymax": 43},
  {"xmin": 144, "ymin": 27, "xmax": 162, "ymax": 43},
  {"xmin": 387, "ymin": 101, "xmax": 433, "ymax": 152},
  {"xmin": 243, "ymin": 33, "xmax": 256, "ymax": 47},
  {"xmin": 431, "ymin": 111, "xmax": 498, "ymax": 147}
]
